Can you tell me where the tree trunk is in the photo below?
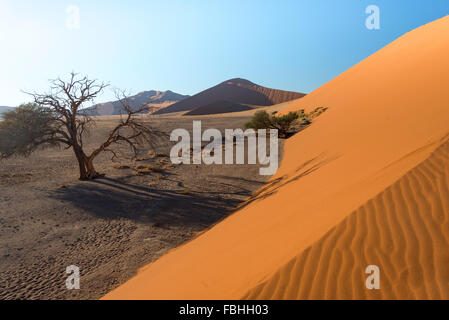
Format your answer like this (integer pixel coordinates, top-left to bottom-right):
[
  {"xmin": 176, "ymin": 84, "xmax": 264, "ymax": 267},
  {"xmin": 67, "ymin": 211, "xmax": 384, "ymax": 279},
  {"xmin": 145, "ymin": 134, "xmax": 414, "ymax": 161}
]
[
  {"xmin": 73, "ymin": 148, "xmax": 100, "ymax": 180},
  {"xmin": 85, "ymin": 157, "xmax": 100, "ymax": 180},
  {"xmin": 74, "ymin": 149, "xmax": 88, "ymax": 180}
]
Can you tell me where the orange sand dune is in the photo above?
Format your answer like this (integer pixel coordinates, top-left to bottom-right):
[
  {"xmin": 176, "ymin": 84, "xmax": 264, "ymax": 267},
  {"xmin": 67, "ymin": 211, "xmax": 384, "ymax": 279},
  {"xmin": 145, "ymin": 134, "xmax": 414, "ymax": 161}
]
[
  {"xmin": 244, "ymin": 141, "xmax": 449, "ymax": 299},
  {"xmin": 103, "ymin": 16, "xmax": 449, "ymax": 300}
]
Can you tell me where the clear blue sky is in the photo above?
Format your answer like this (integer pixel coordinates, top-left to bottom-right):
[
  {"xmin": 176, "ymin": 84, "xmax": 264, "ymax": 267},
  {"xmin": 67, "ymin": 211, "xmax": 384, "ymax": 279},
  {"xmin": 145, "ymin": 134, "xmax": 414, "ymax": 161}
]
[{"xmin": 1, "ymin": 0, "xmax": 448, "ymax": 106}]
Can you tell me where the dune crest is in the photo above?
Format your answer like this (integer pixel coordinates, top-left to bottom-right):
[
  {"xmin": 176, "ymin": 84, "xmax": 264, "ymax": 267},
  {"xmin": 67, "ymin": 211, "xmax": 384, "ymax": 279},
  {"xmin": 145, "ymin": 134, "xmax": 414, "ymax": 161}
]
[
  {"xmin": 103, "ymin": 16, "xmax": 449, "ymax": 300},
  {"xmin": 155, "ymin": 78, "xmax": 305, "ymax": 115}
]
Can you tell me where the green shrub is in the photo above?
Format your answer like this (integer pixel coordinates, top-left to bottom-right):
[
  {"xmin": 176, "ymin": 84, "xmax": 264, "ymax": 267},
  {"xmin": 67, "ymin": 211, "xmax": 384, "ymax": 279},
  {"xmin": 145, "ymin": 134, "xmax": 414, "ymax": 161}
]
[
  {"xmin": 244, "ymin": 110, "xmax": 272, "ymax": 131},
  {"xmin": 244, "ymin": 107, "xmax": 328, "ymax": 138},
  {"xmin": 244, "ymin": 110, "xmax": 301, "ymax": 138},
  {"xmin": 0, "ymin": 103, "xmax": 57, "ymax": 159}
]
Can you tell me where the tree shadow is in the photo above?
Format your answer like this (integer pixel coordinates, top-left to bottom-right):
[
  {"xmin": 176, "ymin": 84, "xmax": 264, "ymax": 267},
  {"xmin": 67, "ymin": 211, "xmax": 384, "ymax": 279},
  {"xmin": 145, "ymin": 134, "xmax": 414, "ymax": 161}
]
[
  {"xmin": 237, "ymin": 154, "xmax": 340, "ymax": 210},
  {"xmin": 50, "ymin": 176, "xmax": 245, "ymax": 228},
  {"xmin": 49, "ymin": 153, "xmax": 337, "ymax": 228}
]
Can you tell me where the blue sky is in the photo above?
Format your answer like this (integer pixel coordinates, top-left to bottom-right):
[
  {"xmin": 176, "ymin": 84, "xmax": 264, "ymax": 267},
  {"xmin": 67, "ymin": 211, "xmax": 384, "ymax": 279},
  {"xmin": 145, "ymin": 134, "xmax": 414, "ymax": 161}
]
[{"xmin": 0, "ymin": 0, "xmax": 448, "ymax": 106}]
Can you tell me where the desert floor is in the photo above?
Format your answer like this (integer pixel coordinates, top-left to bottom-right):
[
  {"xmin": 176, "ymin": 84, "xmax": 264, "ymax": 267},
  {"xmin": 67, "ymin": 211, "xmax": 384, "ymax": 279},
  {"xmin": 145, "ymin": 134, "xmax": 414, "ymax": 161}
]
[{"xmin": 0, "ymin": 115, "xmax": 282, "ymax": 300}]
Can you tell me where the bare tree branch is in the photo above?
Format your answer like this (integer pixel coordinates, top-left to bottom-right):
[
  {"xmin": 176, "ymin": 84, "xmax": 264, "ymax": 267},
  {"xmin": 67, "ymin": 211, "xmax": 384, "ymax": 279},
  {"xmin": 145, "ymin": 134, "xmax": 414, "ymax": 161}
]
[{"xmin": 2, "ymin": 72, "xmax": 167, "ymax": 180}]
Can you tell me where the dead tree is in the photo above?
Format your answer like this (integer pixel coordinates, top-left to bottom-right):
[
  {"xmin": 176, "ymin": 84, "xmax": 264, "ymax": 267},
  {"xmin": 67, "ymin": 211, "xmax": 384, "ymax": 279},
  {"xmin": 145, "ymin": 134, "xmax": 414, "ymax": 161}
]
[{"xmin": 1, "ymin": 72, "xmax": 165, "ymax": 180}]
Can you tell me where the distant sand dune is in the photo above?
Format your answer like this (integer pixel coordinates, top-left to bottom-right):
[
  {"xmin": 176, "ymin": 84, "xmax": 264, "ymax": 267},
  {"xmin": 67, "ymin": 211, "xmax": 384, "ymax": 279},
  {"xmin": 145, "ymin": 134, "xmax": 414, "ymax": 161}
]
[
  {"xmin": 82, "ymin": 90, "xmax": 189, "ymax": 116},
  {"xmin": 184, "ymin": 100, "xmax": 253, "ymax": 116},
  {"xmin": 148, "ymin": 101, "xmax": 297, "ymax": 118},
  {"xmin": 155, "ymin": 78, "xmax": 305, "ymax": 115}
]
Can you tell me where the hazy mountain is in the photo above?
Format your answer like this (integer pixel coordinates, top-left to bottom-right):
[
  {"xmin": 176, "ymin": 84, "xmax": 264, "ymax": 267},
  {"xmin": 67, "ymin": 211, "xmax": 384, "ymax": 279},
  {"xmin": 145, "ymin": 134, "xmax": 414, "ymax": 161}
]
[
  {"xmin": 0, "ymin": 106, "xmax": 14, "ymax": 119},
  {"xmin": 82, "ymin": 90, "xmax": 189, "ymax": 116},
  {"xmin": 155, "ymin": 78, "xmax": 305, "ymax": 115},
  {"xmin": 0, "ymin": 106, "xmax": 13, "ymax": 113}
]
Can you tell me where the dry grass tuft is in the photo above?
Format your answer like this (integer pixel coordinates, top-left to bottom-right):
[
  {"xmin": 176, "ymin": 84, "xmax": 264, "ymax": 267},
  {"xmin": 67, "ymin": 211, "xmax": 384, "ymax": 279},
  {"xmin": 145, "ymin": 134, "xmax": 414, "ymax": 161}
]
[
  {"xmin": 158, "ymin": 158, "xmax": 169, "ymax": 165},
  {"xmin": 112, "ymin": 164, "xmax": 131, "ymax": 170},
  {"xmin": 181, "ymin": 188, "xmax": 192, "ymax": 195},
  {"xmin": 151, "ymin": 166, "xmax": 166, "ymax": 173},
  {"xmin": 135, "ymin": 164, "xmax": 166, "ymax": 175},
  {"xmin": 147, "ymin": 150, "xmax": 155, "ymax": 158}
]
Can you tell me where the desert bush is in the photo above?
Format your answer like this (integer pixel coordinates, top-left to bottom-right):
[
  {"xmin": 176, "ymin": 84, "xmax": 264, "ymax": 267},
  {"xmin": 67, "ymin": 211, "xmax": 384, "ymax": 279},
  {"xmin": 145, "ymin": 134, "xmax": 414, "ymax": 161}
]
[
  {"xmin": 245, "ymin": 110, "xmax": 300, "ymax": 138},
  {"xmin": 244, "ymin": 107, "xmax": 328, "ymax": 138},
  {"xmin": 0, "ymin": 103, "xmax": 59, "ymax": 159},
  {"xmin": 295, "ymin": 109, "xmax": 311, "ymax": 125},
  {"xmin": 147, "ymin": 150, "xmax": 156, "ymax": 158},
  {"xmin": 245, "ymin": 110, "xmax": 272, "ymax": 131},
  {"xmin": 271, "ymin": 111, "xmax": 302, "ymax": 137},
  {"xmin": 150, "ymin": 166, "xmax": 166, "ymax": 173},
  {"xmin": 181, "ymin": 188, "xmax": 191, "ymax": 195},
  {"xmin": 135, "ymin": 164, "xmax": 165, "ymax": 174},
  {"xmin": 112, "ymin": 164, "xmax": 131, "ymax": 170},
  {"xmin": 156, "ymin": 152, "xmax": 168, "ymax": 158}
]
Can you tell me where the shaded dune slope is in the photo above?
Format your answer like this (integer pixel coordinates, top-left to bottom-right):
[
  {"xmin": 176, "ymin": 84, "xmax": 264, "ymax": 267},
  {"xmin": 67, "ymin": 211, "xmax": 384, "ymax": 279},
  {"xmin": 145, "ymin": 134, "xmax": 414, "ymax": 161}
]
[
  {"xmin": 184, "ymin": 100, "xmax": 253, "ymax": 116},
  {"xmin": 103, "ymin": 16, "xmax": 449, "ymax": 300},
  {"xmin": 155, "ymin": 78, "xmax": 305, "ymax": 114}
]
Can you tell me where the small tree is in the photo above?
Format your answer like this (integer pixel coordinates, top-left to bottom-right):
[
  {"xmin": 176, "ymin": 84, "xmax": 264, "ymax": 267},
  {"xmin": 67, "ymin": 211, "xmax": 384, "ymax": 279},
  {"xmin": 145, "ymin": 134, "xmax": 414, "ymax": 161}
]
[
  {"xmin": 245, "ymin": 110, "xmax": 301, "ymax": 138},
  {"xmin": 0, "ymin": 104, "xmax": 61, "ymax": 158},
  {"xmin": 244, "ymin": 110, "xmax": 272, "ymax": 130},
  {"xmin": 0, "ymin": 72, "xmax": 165, "ymax": 180}
]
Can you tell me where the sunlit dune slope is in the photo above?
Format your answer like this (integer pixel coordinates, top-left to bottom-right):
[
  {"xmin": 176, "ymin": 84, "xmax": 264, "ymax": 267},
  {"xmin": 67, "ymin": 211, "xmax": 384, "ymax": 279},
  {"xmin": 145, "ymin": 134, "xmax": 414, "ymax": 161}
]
[
  {"xmin": 244, "ymin": 140, "xmax": 449, "ymax": 299},
  {"xmin": 103, "ymin": 16, "xmax": 449, "ymax": 300}
]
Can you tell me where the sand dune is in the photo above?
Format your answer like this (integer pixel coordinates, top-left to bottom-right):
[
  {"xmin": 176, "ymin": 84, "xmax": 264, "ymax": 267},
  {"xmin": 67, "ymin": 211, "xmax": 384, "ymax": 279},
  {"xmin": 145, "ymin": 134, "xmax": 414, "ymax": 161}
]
[
  {"xmin": 103, "ymin": 16, "xmax": 449, "ymax": 300},
  {"xmin": 244, "ymin": 140, "xmax": 449, "ymax": 299},
  {"xmin": 83, "ymin": 90, "xmax": 189, "ymax": 116},
  {"xmin": 155, "ymin": 78, "xmax": 305, "ymax": 115},
  {"xmin": 150, "ymin": 102, "xmax": 295, "ymax": 119},
  {"xmin": 184, "ymin": 100, "xmax": 252, "ymax": 116}
]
